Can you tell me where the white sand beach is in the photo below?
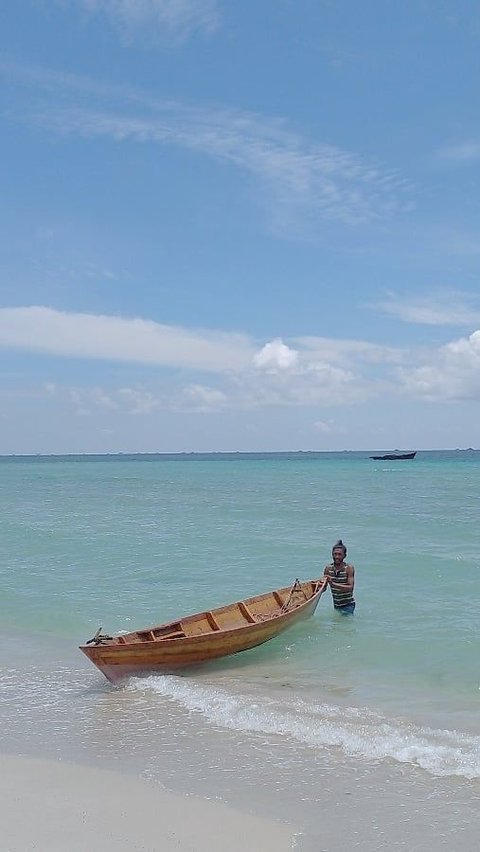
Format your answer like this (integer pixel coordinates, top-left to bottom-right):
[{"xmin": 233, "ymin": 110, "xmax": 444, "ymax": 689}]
[{"xmin": 2, "ymin": 753, "xmax": 297, "ymax": 852}]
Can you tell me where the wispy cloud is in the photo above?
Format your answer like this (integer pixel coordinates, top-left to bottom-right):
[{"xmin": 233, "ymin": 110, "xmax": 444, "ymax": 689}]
[
  {"xmin": 0, "ymin": 306, "xmax": 253, "ymax": 371},
  {"xmin": 433, "ymin": 140, "xmax": 480, "ymax": 167},
  {"xmin": 295, "ymin": 336, "xmax": 407, "ymax": 370},
  {"xmin": 2, "ymin": 60, "xmax": 409, "ymax": 232},
  {"xmin": 38, "ymin": 105, "xmax": 405, "ymax": 228},
  {"xmin": 425, "ymin": 226, "xmax": 480, "ymax": 258},
  {"xmin": 374, "ymin": 292, "xmax": 480, "ymax": 327},
  {"xmin": 62, "ymin": 0, "xmax": 220, "ymax": 43}
]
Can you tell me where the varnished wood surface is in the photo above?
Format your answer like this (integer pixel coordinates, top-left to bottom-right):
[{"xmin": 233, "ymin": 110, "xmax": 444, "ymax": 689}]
[{"xmin": 80, "ymin": 578, "xmax": 326, "ymax": 682}]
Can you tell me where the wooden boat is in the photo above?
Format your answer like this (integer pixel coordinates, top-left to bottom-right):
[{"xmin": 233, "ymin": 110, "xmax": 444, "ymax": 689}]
[
  {"xmin": 370, "ymin": 451, "xmax": 417, "ymax": 461},
  {"xmin": 80, "ymin": 577, "xmax": 327, "ymax": 683}
]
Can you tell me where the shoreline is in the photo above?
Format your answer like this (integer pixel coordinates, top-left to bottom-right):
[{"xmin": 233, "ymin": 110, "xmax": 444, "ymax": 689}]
[
  {"xmin": 1, "ymin": 449, "xmax": 477, "ymax": 460},
  {"xmin": 4, "ymin": 749, "xmax": 479, "ymax": 852},
  {"xmin": 2, "ymin": 753, "xmax": 298, "ymax": 852},
  {"xmin": 2, "ymin": 633, "xmax": 480, "ymax": 851}
]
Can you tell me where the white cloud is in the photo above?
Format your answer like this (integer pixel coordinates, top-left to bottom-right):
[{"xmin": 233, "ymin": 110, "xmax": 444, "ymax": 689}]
[
  {"xmin": 398, "ymin": 330, "xmax": 480, "ymax": 400},
  {"xmin": 243, "ymin": 345, "xmax": 369, "ymax": 407},
  {"xmin": 9, "ymin": 308, "xmax": 480, "ymax": 412},
  {"xmin": 0, "ymin": 306, "xmax": 253, "ymax": 372},
  {"xmin": 254, "ymin": 339, "xmax": 299, "ymax": 372},
  {"xmin": 69, "ymin": 388, "xmax": 91, "ymax": 416},
  {"xmin": 90, "ymin": 387, "xmax": 118, "ymax": 408},
  {"xmin": 251, "ymin": 338, "xmax": 368, "ymax": 406},
  {"xmin": 313, "ymin": 419, "xmax": 346, "ymax": 435},
  {"xmin": 2, "ymin": 60, "xmax": 409, "ymax": 231},
  {"xmin": 118, "ymin": 387, "xmax": 159, "ymax": 413},
  {"xmin": 65, "ymin": 385, "xmax": 118, "ymax": 411},
  {"xmin": 375, "ymin": 293, "xmax": 480, "ymax": 327},
  {"xmin": 62, "ymin": 384, "xmax": 156, "ymax": 414},
  {"xmin": 0, "ymin": 308, "xmax": 396, "ymax": 410},
  {"xmin": 65, "ymin": 0, "xmax": 219, "ymax": 42},
  {"xmin": 178, "ymin": 383, "xmax": 227, "ymax": 411}
]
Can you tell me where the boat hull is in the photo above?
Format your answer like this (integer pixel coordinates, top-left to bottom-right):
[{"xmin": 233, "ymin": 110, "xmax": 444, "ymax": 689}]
[
  {"xmin": 80, "ymin": 580, "xmax": 324, "ymax": 682},
  {"xmin": 370, "ymin": 452, "xmax": 416, "ymax": 460}
]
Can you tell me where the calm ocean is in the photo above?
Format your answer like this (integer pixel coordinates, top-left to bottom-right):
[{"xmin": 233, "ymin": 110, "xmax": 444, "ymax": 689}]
[{"xmin": 1, "ymin": 451, "xmax": 479, "ymax": 849}]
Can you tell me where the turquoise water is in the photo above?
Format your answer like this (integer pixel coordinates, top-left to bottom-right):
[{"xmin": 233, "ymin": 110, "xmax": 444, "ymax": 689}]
[{"xmin": 1, "ymin": 452, "xmax": 479, "ymax": 848}]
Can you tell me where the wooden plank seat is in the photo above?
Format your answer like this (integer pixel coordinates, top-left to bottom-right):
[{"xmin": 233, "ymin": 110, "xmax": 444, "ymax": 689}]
[
  {"xmin": 238, "ymin": 601, "xmax": 256, "ymax": 623},
  {"xmin": 156, "ymin": 631, "xmax": 185, "ymax": 640},
  {"xmin": 206, "ymin": 611, "xmax": 221, "ymax": 631},
  {"xmin": 135, "ymin": 628, "xmax": 186, "ymax": 642}
]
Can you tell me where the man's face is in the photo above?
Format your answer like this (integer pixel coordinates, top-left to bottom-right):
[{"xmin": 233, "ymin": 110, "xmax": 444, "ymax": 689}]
[{"xmin": 332, "ymin": 547, "xmax": 344, "ymax": 563}]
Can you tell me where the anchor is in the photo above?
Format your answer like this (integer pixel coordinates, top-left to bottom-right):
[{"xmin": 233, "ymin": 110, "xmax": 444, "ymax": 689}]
[{"xmin": 86, "ymin": 627, "xmax": 113, "ymax": 645}]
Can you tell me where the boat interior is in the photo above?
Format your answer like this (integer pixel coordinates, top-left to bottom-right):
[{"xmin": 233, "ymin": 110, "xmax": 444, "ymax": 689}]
[{"xmin": 107, "ymin": 580, "xmax": 320, "ymax": 646}]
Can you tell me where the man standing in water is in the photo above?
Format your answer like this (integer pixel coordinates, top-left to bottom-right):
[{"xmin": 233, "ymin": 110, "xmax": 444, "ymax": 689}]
[{"xmin": 323, "ymin": 540, "xmax": 355, "ymax": 614}]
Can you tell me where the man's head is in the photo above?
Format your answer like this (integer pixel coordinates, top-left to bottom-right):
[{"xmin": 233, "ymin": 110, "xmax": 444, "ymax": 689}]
[{"xmin": 332, "ymin": 539, "xmax": 347, "ymax": 562}]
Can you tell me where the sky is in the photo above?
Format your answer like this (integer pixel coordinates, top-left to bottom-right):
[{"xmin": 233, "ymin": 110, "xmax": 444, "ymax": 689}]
[{"xmin": 1, "ymin": 0, "xmax": 480, "ymax": 454}]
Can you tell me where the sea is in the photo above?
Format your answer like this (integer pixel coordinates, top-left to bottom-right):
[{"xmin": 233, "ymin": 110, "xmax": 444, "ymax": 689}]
[{"xmin": 1, "ymin": 451, "xmax": 479, "ymax": 850}]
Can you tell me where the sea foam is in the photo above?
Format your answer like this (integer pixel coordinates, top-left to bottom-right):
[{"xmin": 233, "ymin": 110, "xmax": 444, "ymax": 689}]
[{"xmin": 128, "ymin": 675, "xmax": 480, "ymax": 780}]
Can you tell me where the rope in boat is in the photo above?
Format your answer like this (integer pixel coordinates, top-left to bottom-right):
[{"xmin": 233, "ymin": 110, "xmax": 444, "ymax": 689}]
[
  {"xmin": 254, "ymin": 579, "xmax": 309, "ymax": 621},
  {"xmin": 279, "ymin": 578, "xmax": 308, "ymax": 613}
]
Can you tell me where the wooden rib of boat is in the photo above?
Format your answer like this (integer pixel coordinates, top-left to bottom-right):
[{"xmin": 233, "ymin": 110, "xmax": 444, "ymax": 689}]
[
  {"xmin": 80, "ymin": 577, "xmax": 327, "ymax": 683},
  {"xmin": 370, "ymin": 451, "xmax": 417, "ymax": 461}
]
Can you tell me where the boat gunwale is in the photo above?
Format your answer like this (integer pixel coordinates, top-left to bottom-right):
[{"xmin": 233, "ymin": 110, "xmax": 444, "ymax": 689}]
[{"xmin": 79, "ymin": 579, "xmax": 326, "ymax": 653}]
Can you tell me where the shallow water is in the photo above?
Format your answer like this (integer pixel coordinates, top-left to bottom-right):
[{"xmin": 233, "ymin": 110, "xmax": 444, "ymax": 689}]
[{"xmin": 1, "ymin": 452, "xmax": 479, "ymax": 847}]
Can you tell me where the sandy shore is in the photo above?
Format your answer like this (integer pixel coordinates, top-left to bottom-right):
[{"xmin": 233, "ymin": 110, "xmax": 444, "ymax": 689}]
[{"xmin": 2, "ymin": 753, "xmax": 296, "ymax": 852}]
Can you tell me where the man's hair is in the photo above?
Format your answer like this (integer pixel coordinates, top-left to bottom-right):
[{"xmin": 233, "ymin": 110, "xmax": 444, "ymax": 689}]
[{"xmin": 332, "ymin": 539, "xmax": 347, "ymax": 556}]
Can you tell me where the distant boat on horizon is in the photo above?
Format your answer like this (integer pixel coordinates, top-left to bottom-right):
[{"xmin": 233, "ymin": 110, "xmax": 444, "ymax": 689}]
[{"xmin": 370, "ymin": 451, "xmax": 417, "ymax": 461}]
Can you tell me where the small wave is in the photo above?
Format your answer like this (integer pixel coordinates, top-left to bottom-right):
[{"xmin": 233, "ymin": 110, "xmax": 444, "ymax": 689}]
[{"xmin": 127, "ymin": 675, "xmax": 480, "ymax": 780}]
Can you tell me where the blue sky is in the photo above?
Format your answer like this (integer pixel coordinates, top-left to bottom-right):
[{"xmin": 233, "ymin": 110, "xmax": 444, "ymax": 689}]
[{"xmin": 1, "ymin": 0, "xmax": 480, "ymax": 453}]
